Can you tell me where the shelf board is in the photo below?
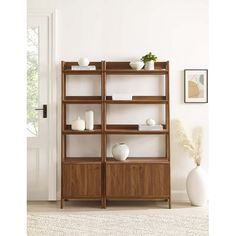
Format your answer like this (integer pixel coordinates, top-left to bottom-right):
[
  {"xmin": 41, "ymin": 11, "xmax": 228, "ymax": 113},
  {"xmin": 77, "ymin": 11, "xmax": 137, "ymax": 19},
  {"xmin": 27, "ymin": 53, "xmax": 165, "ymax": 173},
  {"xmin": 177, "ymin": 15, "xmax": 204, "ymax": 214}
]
[
  {"xmin": 63, "ymin": 69, "xmax": 167, "ymax": 75},
  {"xmin": 106, "ymin": 124, "xmax": 168, "ymax": 134},
  {"xmin": 63, "ymin": 157, "xmax": 101, "ymax": 164},
  {"xmin": 63, "ymin": 125, "xmax": 102, "ymax": 135},
  {"xmin": 63, "ymin": 70, "xmax": 102, "ymax": 75},
  {"xmin": 106, "ymin": 157, "xmax": 169, "ymax": 164},
  {"xmin": 105, "ymin": 69, "xmax": 168, "ymax": 75},
  {"xmin": 105, "ymin": 96, "xmax": 168, "ymax": 104},
  {"xmin": 63, "ymin": 96, "xmax": 102, "ymax": 104},
  {"xmin": 104, "ymin": 62, "xmax": 168, "ymax": 75}
]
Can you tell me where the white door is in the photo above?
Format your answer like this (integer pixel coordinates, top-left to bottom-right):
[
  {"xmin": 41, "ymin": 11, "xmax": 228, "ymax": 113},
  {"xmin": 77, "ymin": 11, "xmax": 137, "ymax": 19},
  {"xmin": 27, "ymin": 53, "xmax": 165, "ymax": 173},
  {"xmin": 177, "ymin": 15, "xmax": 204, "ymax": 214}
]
[{"xmin": 27, "ymin": 14, "xmax": 56, "ymax": 200}]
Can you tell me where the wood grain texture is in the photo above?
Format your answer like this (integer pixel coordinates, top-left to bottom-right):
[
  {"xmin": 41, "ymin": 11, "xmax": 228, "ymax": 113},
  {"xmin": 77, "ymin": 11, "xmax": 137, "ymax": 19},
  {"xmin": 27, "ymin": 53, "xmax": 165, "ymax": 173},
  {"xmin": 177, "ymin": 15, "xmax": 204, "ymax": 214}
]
[
  {"xmin": 106, "ymin": 163, "xmax": 170, "ymax": 198},
  {"xmin": 63, "ymin": 164, "xmax": 101, "ymax": 198}
]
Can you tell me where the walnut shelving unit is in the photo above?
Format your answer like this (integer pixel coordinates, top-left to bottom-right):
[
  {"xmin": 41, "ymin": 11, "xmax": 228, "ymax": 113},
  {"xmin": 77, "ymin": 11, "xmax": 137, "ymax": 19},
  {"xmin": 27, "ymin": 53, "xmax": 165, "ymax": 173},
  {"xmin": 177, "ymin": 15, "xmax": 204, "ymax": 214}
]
[{"xmin": 61, "ymin": 61, "xmax": 171, "ymax": 209}]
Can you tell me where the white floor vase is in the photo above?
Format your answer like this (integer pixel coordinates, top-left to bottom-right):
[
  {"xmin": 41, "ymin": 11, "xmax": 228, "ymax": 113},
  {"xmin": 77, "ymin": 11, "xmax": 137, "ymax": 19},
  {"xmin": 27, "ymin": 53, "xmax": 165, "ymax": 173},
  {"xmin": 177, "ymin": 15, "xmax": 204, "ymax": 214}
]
[{"xmin": 186, "ymin": 166, "xmax": 208, "ymax": 206}]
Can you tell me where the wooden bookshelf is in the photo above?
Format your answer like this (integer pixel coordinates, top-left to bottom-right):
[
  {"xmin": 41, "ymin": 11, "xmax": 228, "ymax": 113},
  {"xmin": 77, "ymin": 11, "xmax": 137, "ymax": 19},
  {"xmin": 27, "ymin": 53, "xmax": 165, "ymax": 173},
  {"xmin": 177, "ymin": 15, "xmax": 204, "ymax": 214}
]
[{"xmin": 61, "ymin": 61, "xmax": 171, "ymax": 209}]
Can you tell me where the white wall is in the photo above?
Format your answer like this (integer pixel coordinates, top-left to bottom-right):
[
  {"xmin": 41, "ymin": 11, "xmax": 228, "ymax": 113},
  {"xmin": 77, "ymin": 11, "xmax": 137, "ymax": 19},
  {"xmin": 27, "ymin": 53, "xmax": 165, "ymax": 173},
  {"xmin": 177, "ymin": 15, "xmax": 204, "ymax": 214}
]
[{"xmin": 28, "ymin": 0, "xmax": 208, "ymax": 201}]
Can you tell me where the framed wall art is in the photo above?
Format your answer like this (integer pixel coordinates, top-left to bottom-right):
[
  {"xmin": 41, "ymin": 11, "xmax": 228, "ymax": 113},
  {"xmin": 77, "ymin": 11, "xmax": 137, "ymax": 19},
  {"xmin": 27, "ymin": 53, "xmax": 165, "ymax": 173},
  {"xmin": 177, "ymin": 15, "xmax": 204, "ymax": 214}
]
[{"xmin": 184, "ymin": 69, "xmax": 208, "ymax": 103}]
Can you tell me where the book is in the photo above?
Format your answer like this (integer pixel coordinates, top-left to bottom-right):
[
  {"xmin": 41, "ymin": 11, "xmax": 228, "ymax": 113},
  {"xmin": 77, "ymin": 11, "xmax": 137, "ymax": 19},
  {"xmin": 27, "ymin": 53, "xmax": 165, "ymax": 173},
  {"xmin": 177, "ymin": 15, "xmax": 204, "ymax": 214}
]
[
  {"xmin": 71, "ymin": 65, "xmax": 96, "ymax": 70},
  {"xmin": 112, "ymin": 94, "xmax": 133, "ymax": 100},
  {"xmin": 138, "ymin": 124, "xmax": 163, "ymax": 131}
]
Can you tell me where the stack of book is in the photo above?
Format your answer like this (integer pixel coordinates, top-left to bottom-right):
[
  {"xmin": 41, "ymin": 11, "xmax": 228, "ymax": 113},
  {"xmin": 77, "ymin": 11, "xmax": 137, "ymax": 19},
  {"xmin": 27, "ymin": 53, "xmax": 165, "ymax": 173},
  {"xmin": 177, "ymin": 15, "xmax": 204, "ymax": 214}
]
[
  {"xmin": 71, "ymin": 65, "xmax": 96, "ymax": 70},
  {"xmin": 112, "ymin": 94, "xmax": 133, "ymax": 100},
  {"xmin": 138, "ymin": 124, "xmax": 163, "ymax": 131}
]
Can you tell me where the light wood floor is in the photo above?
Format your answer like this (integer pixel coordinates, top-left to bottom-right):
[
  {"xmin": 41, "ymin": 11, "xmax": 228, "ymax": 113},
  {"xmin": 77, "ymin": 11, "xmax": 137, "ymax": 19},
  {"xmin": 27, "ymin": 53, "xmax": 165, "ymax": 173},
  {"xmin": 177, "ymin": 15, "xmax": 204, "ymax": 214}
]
[{"xmin": 28, "ymin": 200, "xmax": 207, "ymax": 214}]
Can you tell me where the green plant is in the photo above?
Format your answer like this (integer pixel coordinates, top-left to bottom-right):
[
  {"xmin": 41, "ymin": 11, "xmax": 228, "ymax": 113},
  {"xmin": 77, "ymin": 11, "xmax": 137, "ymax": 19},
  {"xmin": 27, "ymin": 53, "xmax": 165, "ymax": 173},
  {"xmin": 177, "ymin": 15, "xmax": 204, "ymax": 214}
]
[{"xmin": 141, "ymin": 52, "xmax": 157, "ymax": 63}]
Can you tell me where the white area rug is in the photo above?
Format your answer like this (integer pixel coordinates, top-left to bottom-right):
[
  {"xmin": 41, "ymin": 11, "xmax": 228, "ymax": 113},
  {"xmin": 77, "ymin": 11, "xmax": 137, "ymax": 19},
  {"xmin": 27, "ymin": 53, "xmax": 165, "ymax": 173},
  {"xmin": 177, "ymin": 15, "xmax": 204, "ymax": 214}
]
[{"xmin": 28, "ymin": 208, "xmax": 208, "ymax": 236}]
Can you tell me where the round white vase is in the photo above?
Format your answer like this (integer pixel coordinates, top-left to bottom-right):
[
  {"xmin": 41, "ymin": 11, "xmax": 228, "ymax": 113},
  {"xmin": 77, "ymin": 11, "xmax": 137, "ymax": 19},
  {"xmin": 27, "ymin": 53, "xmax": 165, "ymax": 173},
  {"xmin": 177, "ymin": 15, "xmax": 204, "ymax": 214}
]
[
  {"xmin": 144, "ymin": 60, "xmax": 155, "ymax": 70},
  {"xmin": 71, "ymin": 116, "xmax": 85, "ymax": 131},
  {"xmin": 186, "ymin": 166, "xmax": 208, "ymax": 206},
  {"xmin": 112, "ymin": 143, "xmax": 129, "ymax": 161},
  {"xmin": 78, "ymin": 58, "xmax": 89, "ymax": 66},
  {"xmin": 146, "ymin": 118, "xmax": 156, "ymax": 126}
]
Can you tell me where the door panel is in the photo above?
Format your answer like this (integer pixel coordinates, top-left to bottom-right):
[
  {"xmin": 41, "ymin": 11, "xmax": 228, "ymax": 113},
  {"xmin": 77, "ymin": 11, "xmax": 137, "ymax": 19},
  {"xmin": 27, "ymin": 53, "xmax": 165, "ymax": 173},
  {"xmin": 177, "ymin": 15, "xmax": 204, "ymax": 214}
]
[
  {"xmin": 106, "ymin": 163, "xmax": 170, "ymax": 198},
  {"xmin": 27, "ymin": 15, "xmax": 50, "ymax": 200},
  {"xmin": 63, "ymin": 164, "xmax": 101, "ymax": 198}
]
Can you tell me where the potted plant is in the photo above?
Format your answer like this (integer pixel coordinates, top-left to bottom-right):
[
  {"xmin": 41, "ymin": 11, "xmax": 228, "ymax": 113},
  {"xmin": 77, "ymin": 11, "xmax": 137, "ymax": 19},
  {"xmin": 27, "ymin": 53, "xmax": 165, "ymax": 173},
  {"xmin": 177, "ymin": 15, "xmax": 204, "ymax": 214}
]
[
  {"xmin": 175, "ymin": 120, "xmax": 208, "ymax": 206},
  {"xmin": 141, "ymin": 52, "xmax": 157, "ymax": 70}
]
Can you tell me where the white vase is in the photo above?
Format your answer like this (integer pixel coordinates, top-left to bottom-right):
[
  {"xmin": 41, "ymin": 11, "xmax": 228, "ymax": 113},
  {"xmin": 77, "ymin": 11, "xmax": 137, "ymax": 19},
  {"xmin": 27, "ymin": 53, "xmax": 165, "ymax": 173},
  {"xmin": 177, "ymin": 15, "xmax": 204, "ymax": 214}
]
[
  {"xmin": 85, "ymin": 110, "xmax": 94, "ymax": 130},
  {"xmin": 71, "ymin": 116, "xmax": 85, "ymax": 131},
  {"xmin": 146, "ymin": 118, "xmax": 156, "ymax": 126},
  {"xmin": 144, "ymin": 60, "xmax": 155, "ymax": 70},
  {"xmin": 186, "ymin": 166, "xmax": 208, "ymax": 206},
  {"xmin": 112, "ymin": 143, "xmax": 129, "ymax": 161},
  {"xmin": 78, "ymin": 58, "xmax": 89, "ymax": 66}
]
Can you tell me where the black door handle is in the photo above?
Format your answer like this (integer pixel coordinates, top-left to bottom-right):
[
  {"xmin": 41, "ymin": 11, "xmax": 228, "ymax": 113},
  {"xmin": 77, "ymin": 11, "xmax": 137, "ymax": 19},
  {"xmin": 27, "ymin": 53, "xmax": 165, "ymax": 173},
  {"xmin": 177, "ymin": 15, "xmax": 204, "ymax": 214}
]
[{"xmin": 35, "ymin": 104, "xmax": 47, "ymax": 118}]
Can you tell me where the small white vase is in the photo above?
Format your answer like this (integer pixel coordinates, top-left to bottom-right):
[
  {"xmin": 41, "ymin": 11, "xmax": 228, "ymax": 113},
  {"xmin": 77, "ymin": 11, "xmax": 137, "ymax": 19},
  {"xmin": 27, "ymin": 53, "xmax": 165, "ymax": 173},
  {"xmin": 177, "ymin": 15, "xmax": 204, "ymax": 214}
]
[
  {"xmin": 146, "ymin": 118, "xmax": 156, "ymax": 126},
  {"xmin": 78, "ymin": 58, "xmax": 89, "ymax": 66},
  {"xmin": 186, "ymin": 166, "xmax": 208, "ymax": 206},
  {"xmin": 144, "ymin": 60, "xmax": 155, "ymax": 70},
  {"xmin": 112, "ymin": 143, "xmax": 129, "ymax": 161},
  {"xmin": 71, "ymin": 116, "xmax": 85, "ymax": 131},
  {"xmin": 85, "ymin": 110, "xmax": 94, "ymax": 130}
]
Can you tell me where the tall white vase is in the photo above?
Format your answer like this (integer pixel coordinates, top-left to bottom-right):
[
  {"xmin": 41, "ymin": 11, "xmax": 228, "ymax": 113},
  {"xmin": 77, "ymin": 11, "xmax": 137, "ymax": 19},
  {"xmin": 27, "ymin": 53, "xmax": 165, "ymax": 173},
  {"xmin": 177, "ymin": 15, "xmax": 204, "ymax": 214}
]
[
  {"xmin": 85, "ymin": 110, "xmax": 94, "ymax": 130},
  {"xmin": 186, "ymin": 166, "xmax": 208, "ymax": 206}
]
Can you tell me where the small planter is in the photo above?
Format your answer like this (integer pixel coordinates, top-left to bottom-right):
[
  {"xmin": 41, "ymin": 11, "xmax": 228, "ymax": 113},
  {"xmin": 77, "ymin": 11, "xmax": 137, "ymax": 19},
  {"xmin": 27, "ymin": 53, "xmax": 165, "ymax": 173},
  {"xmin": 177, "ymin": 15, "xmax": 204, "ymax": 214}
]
[
  {"xmin": 141, "ymin": 52, "xmax": 157, "ymax": 70},
  {"xmin": 144, "ymin": 60, "xmax": 155, "ymax": 70}
]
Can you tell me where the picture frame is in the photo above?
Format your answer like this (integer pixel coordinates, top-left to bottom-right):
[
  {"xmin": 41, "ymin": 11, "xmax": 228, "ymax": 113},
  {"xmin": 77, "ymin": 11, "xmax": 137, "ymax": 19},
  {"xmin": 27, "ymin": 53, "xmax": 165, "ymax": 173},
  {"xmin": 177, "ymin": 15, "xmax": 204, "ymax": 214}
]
[{"xmin": 184, "ymin": 69, "xmax": 208, "ymax": 103}]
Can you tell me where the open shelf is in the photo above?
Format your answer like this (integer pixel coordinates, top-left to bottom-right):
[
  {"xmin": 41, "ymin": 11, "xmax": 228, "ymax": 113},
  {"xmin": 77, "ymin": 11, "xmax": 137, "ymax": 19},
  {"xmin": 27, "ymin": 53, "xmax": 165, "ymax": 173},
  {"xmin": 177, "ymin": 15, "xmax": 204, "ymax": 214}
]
[
  {"xmin": 63, "ymin": 96, "xmax": 102, "ymax": 104},
  {"xmin": 64, "ymin": 157, "xmax": 101, "ymax": 164},
  {"xmin": 105, "ymin": 124, "xmax": 167, "ymax": 134},
  {"xmin": 63, "ymin": 70, "xmax": 102, "ymax": 75},
  {"xmin": 63, "ymin": 125, "xmax": 102, "ymax": 134},
  {"xmin": 106, "ymin": 157, "xmax": 169, "ymax": 164},
  {"xmin": 62, "ymin": 61, "xmax": 102, "ymax": 75},
  {"xmin": 105, "ymin": 61, "xmax": 168, "ymax": 75},
  {"xmin": 105, "ymin": 69, "xmax": 168, "ymax": 75},
  {"xmin": 105, "ymin": 96, "xmax": 167, "ymax": 104}
]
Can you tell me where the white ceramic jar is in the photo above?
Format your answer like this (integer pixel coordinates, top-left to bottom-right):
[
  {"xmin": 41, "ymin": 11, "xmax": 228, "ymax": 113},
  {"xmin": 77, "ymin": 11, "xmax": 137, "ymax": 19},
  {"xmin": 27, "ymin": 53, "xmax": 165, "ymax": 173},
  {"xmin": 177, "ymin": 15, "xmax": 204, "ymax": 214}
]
[
  {"xmin": 85, "ymin": 110, "xmax": 94, "ymax": 130},
  {"xmin": 144, "ymin": 60, "xmax": 155, "ymax": 70},
  {"xmin": 71, "ymin": 116, "xmax": 85, "ymax": 131},
  {"xmin": 146, "ymin": 118, "xmax": 156, "ymax": 126},
  {"xmin": 112, "ymin": 143, "xmax": 129, "ymax": 161},
  {"xmin": 78, "ymin": 58, "xmax": 89, "ymax": 66},
  {"xmin": 186, "ymin": 166, "xmax": 208, "ymax": 206}
]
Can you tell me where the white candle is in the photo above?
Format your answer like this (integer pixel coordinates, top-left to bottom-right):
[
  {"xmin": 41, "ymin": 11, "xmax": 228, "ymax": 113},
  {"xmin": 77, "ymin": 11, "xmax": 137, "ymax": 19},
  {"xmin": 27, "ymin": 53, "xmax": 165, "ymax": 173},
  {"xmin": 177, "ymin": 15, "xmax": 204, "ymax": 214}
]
[{"xmin": 85, "ymin": 110, "xmax": 94, "ymax": 130}]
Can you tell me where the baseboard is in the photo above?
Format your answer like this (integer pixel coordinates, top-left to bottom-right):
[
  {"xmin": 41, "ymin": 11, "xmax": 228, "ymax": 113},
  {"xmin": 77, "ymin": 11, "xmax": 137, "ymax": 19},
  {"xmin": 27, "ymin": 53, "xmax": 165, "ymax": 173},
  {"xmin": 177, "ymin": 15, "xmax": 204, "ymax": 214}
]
[{"xmin": 172, "ymin": 190, "xmax": 189, "ymax": 203}]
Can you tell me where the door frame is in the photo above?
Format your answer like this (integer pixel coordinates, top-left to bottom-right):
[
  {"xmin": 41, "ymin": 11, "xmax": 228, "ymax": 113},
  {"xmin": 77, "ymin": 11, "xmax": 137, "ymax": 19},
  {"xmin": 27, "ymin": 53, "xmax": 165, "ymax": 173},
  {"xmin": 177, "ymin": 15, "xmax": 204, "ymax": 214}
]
[{"xmin": 27, "ymin": 10, "xmax": 57, "ymax": 200}]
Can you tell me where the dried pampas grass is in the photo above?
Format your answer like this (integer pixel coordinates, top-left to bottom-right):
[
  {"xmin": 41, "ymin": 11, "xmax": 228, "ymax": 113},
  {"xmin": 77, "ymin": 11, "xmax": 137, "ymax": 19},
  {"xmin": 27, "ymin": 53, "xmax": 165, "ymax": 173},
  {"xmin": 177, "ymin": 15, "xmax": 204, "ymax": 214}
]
[{"xmin": 175, "ymin": 120, "xmax": 203, "ymax": 166}]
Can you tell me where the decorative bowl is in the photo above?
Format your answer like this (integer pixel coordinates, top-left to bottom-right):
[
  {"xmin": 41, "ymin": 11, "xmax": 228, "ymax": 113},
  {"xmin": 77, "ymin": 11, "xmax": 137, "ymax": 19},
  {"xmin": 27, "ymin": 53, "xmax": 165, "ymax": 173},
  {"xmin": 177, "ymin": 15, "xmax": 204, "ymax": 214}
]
[{"xmin": 129, "ymin": 61, "xmax": 144, "ymax": 70}]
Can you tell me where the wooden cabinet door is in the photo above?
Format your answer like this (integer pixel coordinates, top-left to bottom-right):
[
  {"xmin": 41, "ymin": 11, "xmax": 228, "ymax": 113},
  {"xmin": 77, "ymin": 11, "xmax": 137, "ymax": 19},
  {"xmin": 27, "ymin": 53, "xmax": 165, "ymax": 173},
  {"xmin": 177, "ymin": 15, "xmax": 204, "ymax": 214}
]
[
  {"xmin": 63, "ymin": 163, "xmax": 101, "ymax": 198},
  {"xmin": 106, "ymin": 163, "xmax": 170, "ymax": 198}
]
